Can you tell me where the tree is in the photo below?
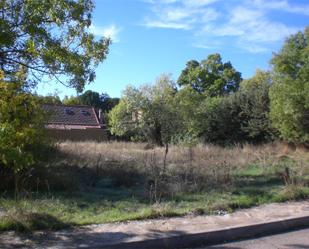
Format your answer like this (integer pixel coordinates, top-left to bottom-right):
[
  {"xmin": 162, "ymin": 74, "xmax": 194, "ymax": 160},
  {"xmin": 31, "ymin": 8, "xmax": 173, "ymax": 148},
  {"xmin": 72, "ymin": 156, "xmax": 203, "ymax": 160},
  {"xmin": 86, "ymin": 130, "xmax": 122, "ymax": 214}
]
[
  {"xmin": 79, "ymin": 90, "xmax": 102, "ymax": 107},
  {"xmin": 269, "ymin": 27, "xmax": 309, "ymax": 145},
  {"xmin": 109, "ymin": 75, "xmax": 181, "ymax": 146},
  {"xmin": 237, "ymin": 70, "xmax": 275, "ymax": 142},
  {"xmin": 78, "ymin": 90, "xmax": 119, "ymax": 111},
  {"xmin": 0, "ymin": 0, "xmax": 110, "ymax": 92},
  {"xmin": 63, "ymin": 95, "xmax": 82, "ymax": 105},
  {"xmin": 100, "ymin": 93, "xmax": 120, "ymax": 112},
  {"xmin": 181, "ymin": 70, "xmax": 274, "ymax": 145},
  {"xmin": 173, "ymin": 85, "xmax": 204, "ymax": 143},
  {"xmin": 62, "ymin": 90, "xmax": 119, "ymax": 112},
  {"xmin": 36, "ymin": 94, "xmax": 62, "ymax": 104},
  {"xmin": 197, "ymin": 96, "xmax": 243, "ymax": 144},
  {"xmin": 0, "ymin": 71, "xmax": 46, "ymax": 194},
  {"xmin": 178, "ymin": 53, "xmax": 242, "ymax": 96}
]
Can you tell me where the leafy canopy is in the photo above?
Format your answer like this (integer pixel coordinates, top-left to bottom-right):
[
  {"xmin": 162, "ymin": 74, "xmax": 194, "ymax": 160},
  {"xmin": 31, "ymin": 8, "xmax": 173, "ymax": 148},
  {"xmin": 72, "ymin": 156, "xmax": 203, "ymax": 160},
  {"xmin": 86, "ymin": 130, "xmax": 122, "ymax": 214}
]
[
  {"xmin": 36, "ymin": 94, "xmax": 62, "ymax": 105},
  {"xmin": 0, "ymin": 71, "xmax": 46, "ymax": 173},
  {"xmin": 175, "ymin": 70, "xmax": 274, "ymax": 145},
  {"xmin": 237, "ymin": 70, "xmax": 274, "ymax": 142},
  {"xmin": 109, "ymin": 75, "xmax": 180, "ymax": 146},
  {"xmin": 63, "ymin": 90, "xmax": 119, "ymax": 112},
  {"xmin": 178, "ymin": 53, "xmax": 242, "ymax": 96},
  {"xmin": 270, "ymin": 27, "xmax": 309, "ymax": 144},
  {"xmin": 0, "ymin": 0, "xmax": 110, "ymax": 92}
]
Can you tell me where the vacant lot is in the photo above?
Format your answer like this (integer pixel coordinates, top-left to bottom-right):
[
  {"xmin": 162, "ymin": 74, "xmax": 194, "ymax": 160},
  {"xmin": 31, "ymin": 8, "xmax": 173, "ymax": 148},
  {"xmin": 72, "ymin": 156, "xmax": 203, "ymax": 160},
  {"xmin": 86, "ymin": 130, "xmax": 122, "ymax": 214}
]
[{"xmin": 0, "ymin": 142, "xmax": 308, "ymax": 231}]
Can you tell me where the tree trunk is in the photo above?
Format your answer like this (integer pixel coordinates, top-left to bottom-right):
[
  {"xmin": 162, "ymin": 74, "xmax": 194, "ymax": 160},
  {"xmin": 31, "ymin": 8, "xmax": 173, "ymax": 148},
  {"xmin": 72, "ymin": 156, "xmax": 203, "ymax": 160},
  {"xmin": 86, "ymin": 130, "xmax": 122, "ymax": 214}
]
[
  {"xmin": 14, "ymin": 173, "xmax": 19, "ymax": 200},
  {"xmin": 163, "ymin": 143, "xmax": 169, "ymax": 174},
  {"xmin": 144, "ymin": 123, "xmax": 164, "ymax": 147}
]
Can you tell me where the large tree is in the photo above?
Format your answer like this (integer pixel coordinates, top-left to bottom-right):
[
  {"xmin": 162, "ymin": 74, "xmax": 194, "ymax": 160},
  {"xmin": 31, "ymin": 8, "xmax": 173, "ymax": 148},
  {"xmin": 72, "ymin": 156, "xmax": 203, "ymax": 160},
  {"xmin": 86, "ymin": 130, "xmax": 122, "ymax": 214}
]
[
  {"xmin": 63, "ymin": 90, "xmax": 119, "ymax": 112},
  {"xmin": 0, "ymin": 71, "xmax": 47, "ymax": 193},
  {"xmin": 177, "ymin": 70, "xmax": 274, "ymax": 145},
  {"xmin": 177, "ymin": 53, "xmax": 242, "ymax": 96},
  {"xmin": 79, "ymin": 90, "xmax": 102, "ymax": 107},
  {"xmin": 36, "ymin": 94, "xmax": 62, "ymax": 104},
  {"xmin": 237, "ymin": 70, "xmax": 274, "ymax": 142},
  {"xmin": 269, "ymin": 27, "xmax": 309, "ymax": 145},
  {"xmin": 109, "ymin": 75, "xmax": 180, "ymax": 146},
  {"xmin": 0, "ymin": 0, "xmax": 110, "ymax": 92}
]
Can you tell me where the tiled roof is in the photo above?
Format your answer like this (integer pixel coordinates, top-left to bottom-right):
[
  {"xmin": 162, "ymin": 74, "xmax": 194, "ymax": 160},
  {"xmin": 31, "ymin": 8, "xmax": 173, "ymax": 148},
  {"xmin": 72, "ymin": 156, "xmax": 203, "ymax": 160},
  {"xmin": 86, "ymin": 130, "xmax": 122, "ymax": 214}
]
[{"xmin": 43, "ymin": 104, "xmax": 103, "ymax": 127}]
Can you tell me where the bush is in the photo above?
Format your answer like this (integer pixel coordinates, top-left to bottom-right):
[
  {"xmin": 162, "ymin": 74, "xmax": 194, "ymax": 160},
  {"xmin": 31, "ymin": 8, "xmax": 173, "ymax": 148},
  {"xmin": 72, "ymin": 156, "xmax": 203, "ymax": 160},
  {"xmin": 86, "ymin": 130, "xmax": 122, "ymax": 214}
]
[
  {"xmin": 198, "ymin": 96, "xmax": 243, "ymax": 145},
  {"xmin": 0, "ymin": 74, "xmax": 48, "ymax": 193},
  {"xmin": 270, "ymin": 27, "xmax": 309, "ymax": 145}
]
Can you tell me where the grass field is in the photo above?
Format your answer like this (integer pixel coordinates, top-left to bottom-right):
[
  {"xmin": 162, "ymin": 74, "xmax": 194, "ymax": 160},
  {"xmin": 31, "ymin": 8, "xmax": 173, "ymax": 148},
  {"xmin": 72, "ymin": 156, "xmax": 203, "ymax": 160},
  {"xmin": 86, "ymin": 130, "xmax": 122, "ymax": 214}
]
[{"xmin": 0, "ymin": 142, "xmax": 308, "ymax": 232}]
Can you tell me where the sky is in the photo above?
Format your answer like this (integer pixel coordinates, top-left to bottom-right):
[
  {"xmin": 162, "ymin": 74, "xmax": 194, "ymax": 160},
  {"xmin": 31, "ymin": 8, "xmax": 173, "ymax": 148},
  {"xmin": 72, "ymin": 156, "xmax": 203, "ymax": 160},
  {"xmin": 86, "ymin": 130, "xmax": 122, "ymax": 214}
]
[{"xmin": 36, "ymin": 0, "xmax": 309, "ymax": 98}]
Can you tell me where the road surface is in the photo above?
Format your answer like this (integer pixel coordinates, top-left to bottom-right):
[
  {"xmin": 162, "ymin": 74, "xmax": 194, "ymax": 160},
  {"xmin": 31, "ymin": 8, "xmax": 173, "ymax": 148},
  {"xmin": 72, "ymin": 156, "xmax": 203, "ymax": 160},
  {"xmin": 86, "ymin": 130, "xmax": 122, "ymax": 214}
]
[{"xmin": 198, "ymin": 228, "xmax": 309, "ymax": 249}]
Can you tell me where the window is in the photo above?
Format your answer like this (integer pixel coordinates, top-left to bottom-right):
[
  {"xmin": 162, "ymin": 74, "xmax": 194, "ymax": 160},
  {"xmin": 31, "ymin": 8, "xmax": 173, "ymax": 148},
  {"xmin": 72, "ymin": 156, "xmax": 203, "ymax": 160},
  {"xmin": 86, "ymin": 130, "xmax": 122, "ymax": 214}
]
[
  {"xmin": 65, "ymin": 109, "xmax": 74, "ymax": 115},
  {"xmin": 81, "ymin": 110, "xmax": 90, "ymax": 116}
]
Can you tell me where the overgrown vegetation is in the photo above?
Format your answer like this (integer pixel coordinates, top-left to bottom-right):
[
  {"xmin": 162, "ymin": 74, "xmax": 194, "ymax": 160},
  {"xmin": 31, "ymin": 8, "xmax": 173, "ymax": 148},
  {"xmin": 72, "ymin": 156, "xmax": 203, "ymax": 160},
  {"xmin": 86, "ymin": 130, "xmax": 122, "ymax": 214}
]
[
  {"xmin": 0, "ymin": 141, "xmax": 308, "ymax": 231},
  {"xmin": 0, "ymin": 0, "xmax": 112, "ymax": 194},
  {"xmin": 0, "ymin": 0, "xmax": 308, "ymax": 233},
  {"xmin": 109, "ymin": 28, "xmax": 309, "ymax": 147},
  {"xmin": 0, "ymin": 74, "xmax": 49, "ymax": 196},
  {"xmin": 270, "ymin": 27, "xmax": 309, "ymax": 145}
]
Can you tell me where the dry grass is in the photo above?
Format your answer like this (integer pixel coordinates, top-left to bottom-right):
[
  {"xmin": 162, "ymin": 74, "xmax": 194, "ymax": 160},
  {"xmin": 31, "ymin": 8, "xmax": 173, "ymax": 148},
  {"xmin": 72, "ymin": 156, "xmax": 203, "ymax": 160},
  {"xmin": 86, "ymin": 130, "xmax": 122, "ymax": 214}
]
[
  {"xmin": 57, "ymin": 141, "xmax": 282, "ymax": 168},
  {"xmin": 56, "ymin": 141, "xmax": 309, "ymax": 172},
  {"xmin": 1, "ymin": 141, "xmax": 308, "ymax": 232},
  {"xmin": 53, "ymin": 141, "xmax": 309, "ymax": 196}
]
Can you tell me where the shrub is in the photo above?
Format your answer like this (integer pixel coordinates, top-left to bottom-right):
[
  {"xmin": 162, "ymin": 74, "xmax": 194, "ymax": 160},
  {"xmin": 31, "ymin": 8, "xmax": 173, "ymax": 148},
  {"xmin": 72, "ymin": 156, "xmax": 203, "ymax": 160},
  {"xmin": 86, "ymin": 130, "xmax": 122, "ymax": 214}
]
[
  {"xmin": 270, "ymin": 27, "xmax": 309, "ymax": 145},
  {"xmin": 0, "ymin": 73, "xmax": 48, "ymax": 193}
]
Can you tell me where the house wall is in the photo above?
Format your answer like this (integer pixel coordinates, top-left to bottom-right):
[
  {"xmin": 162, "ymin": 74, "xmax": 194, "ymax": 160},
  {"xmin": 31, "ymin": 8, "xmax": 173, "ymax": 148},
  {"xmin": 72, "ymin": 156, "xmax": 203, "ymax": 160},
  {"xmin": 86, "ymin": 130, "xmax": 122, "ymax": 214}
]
[{"xmin": 46, "ymin": 128, "xmax": 108, "ymax": 142}]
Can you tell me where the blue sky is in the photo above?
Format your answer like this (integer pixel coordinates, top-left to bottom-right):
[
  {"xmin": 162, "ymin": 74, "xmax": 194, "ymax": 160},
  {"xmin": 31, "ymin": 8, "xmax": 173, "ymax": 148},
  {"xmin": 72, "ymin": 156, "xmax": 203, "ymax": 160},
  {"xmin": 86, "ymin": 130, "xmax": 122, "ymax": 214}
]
[{"xmin": 36, "ymin": 0, "xmax": 309, "ymax": 98}]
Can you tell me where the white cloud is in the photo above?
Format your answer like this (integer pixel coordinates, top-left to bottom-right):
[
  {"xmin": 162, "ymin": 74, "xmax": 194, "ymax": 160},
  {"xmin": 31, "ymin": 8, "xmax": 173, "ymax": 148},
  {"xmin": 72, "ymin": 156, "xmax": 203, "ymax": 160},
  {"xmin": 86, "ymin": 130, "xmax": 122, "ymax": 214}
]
[
  {"xmin": 203, "ymin": 6, "xmax": 299, "ymax": 52},
  {"xmin": 239, "ymin": 43, "xmax": 269, "ymax": 53},
  {"xmin": 183, "ymin": 0, "xmax": 220, "ymax": 7},
  {"xmin": 143, "ymin": 19, "xmax": 191, "ymax": 29},
  {"xmin": 90, "ymin": 24, "xmax": 121, "ymax": 42},
  {"xmin": 142, "ymin": 0, "xmax": 220, "ymax": 29},
  {"xmin": 192, "ymin": 40, "xmax": 222, "ymax": 49},
  {"xmin": 143, "ymin": 0, "xmax": 306, "ymax": 53},
  {"xmin": 147, "ymin": 0, "xmax": 219, "ymax": 5},
  {"xmin": 200, "ymin": 8, "xmax": 220, "ymax": 22},
  {"xmin": 210, "ymin": 6, "xmax": 298, "ymax": 42},
  {"xmin": 251, "ymin": 0, "xmax": 309, "ymax": 16}
]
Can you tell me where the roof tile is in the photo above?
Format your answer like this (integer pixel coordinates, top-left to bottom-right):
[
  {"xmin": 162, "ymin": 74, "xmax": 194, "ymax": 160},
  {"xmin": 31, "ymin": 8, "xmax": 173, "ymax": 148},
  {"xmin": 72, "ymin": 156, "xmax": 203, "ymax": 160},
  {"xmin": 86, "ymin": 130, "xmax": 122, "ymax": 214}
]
[{"xmin": 43, "ymin": 104, "xmax": 102, "ymax": 126}]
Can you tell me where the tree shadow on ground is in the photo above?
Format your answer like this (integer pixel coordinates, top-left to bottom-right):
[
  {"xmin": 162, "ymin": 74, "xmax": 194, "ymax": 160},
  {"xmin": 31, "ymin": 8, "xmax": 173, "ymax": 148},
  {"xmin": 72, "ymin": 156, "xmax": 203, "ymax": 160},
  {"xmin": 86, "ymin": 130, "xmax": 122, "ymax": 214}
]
[
  {"xmin": 0, "ymin": 228, "xmax": 188, "ymax": 249},
  {"xmin": 2, "ymin": 212, "xmax": 70, "ymax": 232}
]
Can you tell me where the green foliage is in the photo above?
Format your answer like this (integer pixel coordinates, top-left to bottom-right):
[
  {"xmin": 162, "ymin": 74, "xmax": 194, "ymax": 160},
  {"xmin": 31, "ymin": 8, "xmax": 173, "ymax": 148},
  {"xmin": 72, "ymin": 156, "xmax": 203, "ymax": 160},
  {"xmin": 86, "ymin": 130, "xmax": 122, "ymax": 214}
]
[
  {"xmin": 0, "ymin": 0, "xmax": 110, "ymax": 92},
  {"xmin": 79, "ymin": 90, "xmax": 102, "ymax": 107},
  {"xmin": 109, "ymin": 75, "xmax": 181, "ymax": 145},
  {"xmin": 179, "ymin": 70, "xmax": 274, "ymax": 144},
  {"xmin": 270, "ymin": 27, "xmax": 309, "ymax": 145},
  {"xmin": 108, "ymin": 99, "xmax": 139, "ymax": 139},
  {"xmin": 62, "ymin": 95, "xmax": 82, "ymax": 105},
  {"xmin": 173, "ymin": 86, "xmax": 204, "ymax": 139},
  {"xmin": 63, "ymin": 91, "xmax": 119, "ymax": 112},
  {"xmin": 1, "ymin": 210, "xmax": 69, "ymax": 232},
  {"xmin": 197, "ymin": 96, "xmax": 243, "ymax": 144},
  {"xmin": 78, "ymin": 91, "xmax": 119, "ymax": 111},
  {"xmin": 0, "ymin": 74, "xmax": 46, "ymax": 174},
  {"xmin": 109, "ymin": 67, "xmax": 274, "ymax": 146},
  {"xmin": 178, "ymin": 53, "xmax": 242, "ymax": 96},
  {"xmin": 36, "ymin": 94, "xmax": 62, "ymax": 105},
  {"xmin": 236, "ymin": 70, "xmax": 275, "ymax": 142}
]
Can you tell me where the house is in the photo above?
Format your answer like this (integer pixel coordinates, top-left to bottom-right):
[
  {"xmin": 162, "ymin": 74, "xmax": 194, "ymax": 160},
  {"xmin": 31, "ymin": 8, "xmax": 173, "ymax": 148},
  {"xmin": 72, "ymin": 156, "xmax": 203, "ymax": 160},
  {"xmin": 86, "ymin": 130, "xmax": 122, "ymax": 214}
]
[{"xmin": 43, "ymin": 104, "xmax": 108, "ymax": 141}]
